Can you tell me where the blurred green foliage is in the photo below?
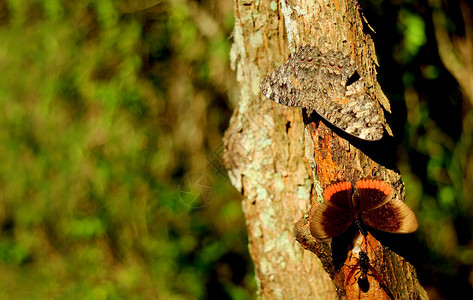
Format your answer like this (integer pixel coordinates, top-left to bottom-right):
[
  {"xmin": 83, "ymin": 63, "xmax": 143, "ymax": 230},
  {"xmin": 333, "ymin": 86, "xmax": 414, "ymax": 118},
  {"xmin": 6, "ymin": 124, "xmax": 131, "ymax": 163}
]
[
  {"xmin": 0, "ymin": 0, "xmax": 254, "ymax": 299},
  {"xmin": 397, "ymin": 9, "xmax": 427, "ymax": 63},
  {"xmin": 365, "ymin": 0, "xmax": 473, "ymax": 297}
]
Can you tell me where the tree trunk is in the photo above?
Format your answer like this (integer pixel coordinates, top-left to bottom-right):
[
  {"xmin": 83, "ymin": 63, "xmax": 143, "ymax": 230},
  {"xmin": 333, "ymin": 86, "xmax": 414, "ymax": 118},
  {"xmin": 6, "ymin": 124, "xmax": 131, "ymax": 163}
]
[{"xmin": 224, "ymin": 0, "xmax": 429, "ymax": 299}]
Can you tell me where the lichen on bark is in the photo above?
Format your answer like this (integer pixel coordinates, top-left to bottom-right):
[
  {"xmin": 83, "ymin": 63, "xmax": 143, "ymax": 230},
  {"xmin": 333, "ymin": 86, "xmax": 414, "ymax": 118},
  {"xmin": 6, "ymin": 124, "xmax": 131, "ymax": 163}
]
[{"xmin": 224, "ymin": 0, "xmax": 428, "ymax": 299}]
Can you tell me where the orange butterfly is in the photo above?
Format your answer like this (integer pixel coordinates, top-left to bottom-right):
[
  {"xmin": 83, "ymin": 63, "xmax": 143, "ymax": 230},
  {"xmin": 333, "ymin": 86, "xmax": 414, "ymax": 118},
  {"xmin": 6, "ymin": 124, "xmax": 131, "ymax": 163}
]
[{"xmin": 310, "ymin": 179, "xmax": 418, "ymax": 239}]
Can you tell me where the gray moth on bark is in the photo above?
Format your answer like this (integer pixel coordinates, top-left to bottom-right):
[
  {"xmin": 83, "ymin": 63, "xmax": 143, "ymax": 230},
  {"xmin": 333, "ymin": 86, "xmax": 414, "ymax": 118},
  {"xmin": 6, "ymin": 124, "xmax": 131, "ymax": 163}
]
[{"xmin": 260, "ymin": 45, "xmax": 385, "ymax": 141}]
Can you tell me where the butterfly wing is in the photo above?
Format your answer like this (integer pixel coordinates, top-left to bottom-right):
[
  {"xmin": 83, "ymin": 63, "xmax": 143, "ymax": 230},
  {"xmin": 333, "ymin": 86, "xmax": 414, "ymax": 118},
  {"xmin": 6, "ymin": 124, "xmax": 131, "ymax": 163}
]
[
  {"xmin": 317, "ymin": 89, "xmax": 385, "ymax": 141},
  {"xmin": 261, "ymin": 46, "xmax": 384, "ymax": 141},
  {"xmin": 355, "ymin": 179, "xmax": 393, "ymax": 211},
  {"xmin": 314, "ymin": 51, "xmax": 384, "ymax": 141},
  {"xmin": 260, "ymin": 45, "xmax": 322, "ymax": 108},
  {"xmin": 310, "ymin": 181, "xmax": 355, "ymax": 239},
  {"xmin": 356, "ymin": 179, "xmax": 418, "ymax": 233},
  {"xmin": 362, "ymin": 200, "xmax": 418, "ymax": 233},
  {"xmin": 315, "ymin": 50, "xmax": 356, "ymax": 101}
]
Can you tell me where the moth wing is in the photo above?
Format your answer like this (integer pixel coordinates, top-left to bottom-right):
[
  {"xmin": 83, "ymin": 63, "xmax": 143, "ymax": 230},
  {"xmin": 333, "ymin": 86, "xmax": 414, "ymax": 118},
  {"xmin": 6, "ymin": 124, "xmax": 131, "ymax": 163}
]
[
  {"xmin": 315, "ymin": 89, "xmax": 384, "ymax": 141},
  {"xmin": 361, "ymin": 200, "xmax": 418, "ymax": 233},
  {"xmin": 315, "ymin": 51, "xmax": 356, "ymax": 102},
  {"xmin": 310, "ymin": 181, "xmax": 355, "ymax": 239},
  {"xmin": 310, "ymin": 202, "xmax": 355, "ymax": 239},
  {"xmin": 356, "ymin": 179, "xmax": 392, "ymax": 211},
  {"xmin": 260, "ymin": 45, "xmax": 321, "ymax": 109},
  {"xmin": 261, "ymin": 46, "xmax": 384, "ymax": 140},
  {"xmin": 313, "ymin": 51, "xmax": 384, "ymax": 141}
]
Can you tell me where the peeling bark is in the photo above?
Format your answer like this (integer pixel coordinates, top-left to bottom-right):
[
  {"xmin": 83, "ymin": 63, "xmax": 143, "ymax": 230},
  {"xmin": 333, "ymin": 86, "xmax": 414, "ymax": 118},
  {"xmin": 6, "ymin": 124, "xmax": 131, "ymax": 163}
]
[{"xmin": 224, "ymin": 0, "xmax": 428, "ymax": 298}]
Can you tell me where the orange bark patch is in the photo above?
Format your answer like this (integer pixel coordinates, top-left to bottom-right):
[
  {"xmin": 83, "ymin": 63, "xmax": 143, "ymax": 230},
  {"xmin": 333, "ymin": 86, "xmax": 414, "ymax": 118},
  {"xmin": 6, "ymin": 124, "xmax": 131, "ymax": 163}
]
[{"xmin": 342, "ymin": 233, "xmax": 393, "ymax": 300}]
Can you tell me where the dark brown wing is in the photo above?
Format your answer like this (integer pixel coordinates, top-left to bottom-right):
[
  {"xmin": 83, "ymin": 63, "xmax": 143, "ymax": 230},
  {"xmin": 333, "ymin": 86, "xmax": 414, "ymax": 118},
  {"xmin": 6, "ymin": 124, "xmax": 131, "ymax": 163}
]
[
  {"xmin": 361, "ymin": 200, "xmax": 418, "ymax": 233},
  {"xmin": 355, "ymin": 179, "xmax": 392, "ymax": 211},
  {"xmin": 310, "ymin": 181, "xmax": 355, "ymax": 238},
  {"xmin": 310, "ymin": 203, "xmax": 355, "ymax": 238},
  {"xmin": 323, "ymin": 181, "xmax": 354, "ymax": 209}
]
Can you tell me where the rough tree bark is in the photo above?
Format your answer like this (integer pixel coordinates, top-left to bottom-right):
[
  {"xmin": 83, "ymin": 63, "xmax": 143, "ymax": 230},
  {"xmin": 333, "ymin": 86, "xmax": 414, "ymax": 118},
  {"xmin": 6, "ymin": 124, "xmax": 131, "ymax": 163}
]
[{"xmin": 224, "ymin": 0, "xmax": 428, "ymax": 299}]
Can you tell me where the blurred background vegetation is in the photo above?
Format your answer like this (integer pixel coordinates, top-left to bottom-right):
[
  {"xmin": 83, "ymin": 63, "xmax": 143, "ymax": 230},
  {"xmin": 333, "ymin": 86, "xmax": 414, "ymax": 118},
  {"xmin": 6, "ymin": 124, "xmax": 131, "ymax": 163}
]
[
  {"xmin": 0, "ymin": 0, "xmax": 471, "ymax": 299},
  {"xmin": 0, "ymin": 0, "xmax": 252, "ymax": 299}
]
